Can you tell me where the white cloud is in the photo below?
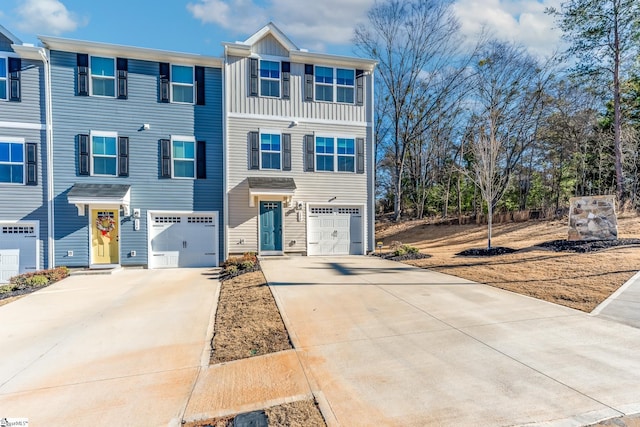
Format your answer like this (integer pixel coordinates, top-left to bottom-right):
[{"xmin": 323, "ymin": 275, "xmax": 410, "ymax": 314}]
[
  {"xmin": 186, "ymin": 0, "xmax": 374, "ymax": 51},
  {"xmin": 15, "ymin": 0, "xmax": 84, "ymax": 35},
  {"xmin": 452, "ymin": 0, "xmax": 563, "ymax": 58}
]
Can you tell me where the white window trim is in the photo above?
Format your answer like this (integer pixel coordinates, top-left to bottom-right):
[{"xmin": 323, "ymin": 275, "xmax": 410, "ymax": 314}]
[
  {"xmin": 336, "ymin": 68, "xmax": 356, "ymax": 105},
  {"xmin": 90, "ymin": 131, "xmax": 118, "ymax": 177},
  {"xmin": 89, "ymin": 55, "xmax": 116, "ymax": 98},
  {"xmin": 259, "ymin": 129, "xmax": 282, "ymax": 170},
  {"xmin": 314, "ymin": 66, "xmax": 356, "ymax": 105},
  {"xmin": 0, "ymin": 136, "xmax": 26, "ymax": 185},
  {"xmin": 0, "ymin": 54, "xmax": 17, "ymax": 102},
  {"xmin": 314, "ymin": 134, "xmax": 356, "ymax": 174},
  {"xmin": 170, "ymin": 64, "xmax": 195, "ymax": 104},
  {"xmin": 170, "ymin": 135, "xmax": 196, "ymax": 179},
  {"xmin": 259, "ymin": 59, "xmax": 281, "ymax": 98}
]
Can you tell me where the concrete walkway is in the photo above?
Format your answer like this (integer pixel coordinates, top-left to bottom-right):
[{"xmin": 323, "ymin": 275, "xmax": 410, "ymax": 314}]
[
  {"xmin": 0, "ymin": 268, "xmax": 219, "ymax": 427},
  {"xmin": 593, "ymin": 271, "xmax": 640, "ymax": 328},
  {"xmin": 261, "ymin": 256, "xmax": 640, "ymax": 427}
]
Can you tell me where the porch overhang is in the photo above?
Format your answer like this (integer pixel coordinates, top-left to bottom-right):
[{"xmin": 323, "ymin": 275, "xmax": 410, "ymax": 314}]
[
  {"xmin": 67, "ymin": 183, "xmax": 131, "ymax": 216},
  {"xmin": 247, "ymin": 177, "xmax": 296, "ymax": 208}
]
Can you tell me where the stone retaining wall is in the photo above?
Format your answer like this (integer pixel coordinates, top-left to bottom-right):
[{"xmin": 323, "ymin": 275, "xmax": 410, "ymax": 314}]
[{"xmin": 568, "ymin": 195, "xmax": 618, "ymax": 241}]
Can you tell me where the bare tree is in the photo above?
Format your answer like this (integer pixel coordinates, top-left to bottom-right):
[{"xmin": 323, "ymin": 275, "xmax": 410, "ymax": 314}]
[
  {"xmin": 463, "ymin": 41, "xmax": 550, "ymax": 249},
  {"xmin": 353, "ymin": 0, "xmax": 468, "ymax": 221}
]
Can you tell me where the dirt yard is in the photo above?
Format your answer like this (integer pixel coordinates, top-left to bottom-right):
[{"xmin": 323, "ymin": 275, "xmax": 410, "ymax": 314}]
[{"xmin": 376, "ymin": 214, "xmax": 640, "ymax": 312}]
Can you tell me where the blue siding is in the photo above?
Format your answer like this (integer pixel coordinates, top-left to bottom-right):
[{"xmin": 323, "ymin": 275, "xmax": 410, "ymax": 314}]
[
  {"xmin": 0, "ymin": 51, "xmax": 49, "ymax": 270},
  {"xmin": 50, "ymin": 50, "xmax": 224, "ymax": 267}
]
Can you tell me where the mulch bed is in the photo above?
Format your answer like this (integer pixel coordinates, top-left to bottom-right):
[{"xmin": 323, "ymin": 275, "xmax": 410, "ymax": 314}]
[
  {"xmin": 456, "ymin": 247, "xmax": 518, "ymax": 256},
  {"xmin": 537, "ymin": 238, "xmax": 640, "ymax": 253},
  {"xmin": 372, "ymin": 252, "xmax": 431, "ymax": 261}
]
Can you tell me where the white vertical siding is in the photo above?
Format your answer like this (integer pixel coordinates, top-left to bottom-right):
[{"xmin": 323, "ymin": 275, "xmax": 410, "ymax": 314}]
[{"xmin": 253, "ymin": 35, "xmax": 289, "ymax": 57}]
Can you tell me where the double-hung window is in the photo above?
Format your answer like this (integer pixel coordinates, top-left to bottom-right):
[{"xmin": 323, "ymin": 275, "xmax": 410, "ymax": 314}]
[
  {"xmin": 171, "ymin": 65, "xmax": 194, "ymax": 103},
  {"xmin": 315, "ymin": 136, "xmax": 356, "ymax": 173},
  {"xmin": 315, "ymin": 136, "xmax": 335, "ymax": 171},
  {"xmin": 315, "ymin": 66, "xmax": 333, "ymax": 102},
  {"xmin": 0, "ymin": 139, "xmax": 24, "ymax": 183},
  {"xmin": 260, "ymin": 60, "xmax": 280, "ymax": 97},
  {"xmin": 314, "ymin": 66, "xmax": 355, "ymax": 104},
  {"xmin": 0, "ymin": 57, "xmax": 6, "ymax": 100},
  {"xmin": 336, "ymin": 69, "xmax": 355, "ymax": 103},
  {"xmin": 260, "ymin": 132, "xmax": 281, "ymax": 170},
  {"xmin": 91, "ymin": 132, "xmax": 118, "ymax": 176},
  {"xmin": 172, "ymin": 136, "xmax": 196, "ymax": 178},
  {"xmin": 90, "ymin": 56, "xmax": 115, "ymax": 97}
]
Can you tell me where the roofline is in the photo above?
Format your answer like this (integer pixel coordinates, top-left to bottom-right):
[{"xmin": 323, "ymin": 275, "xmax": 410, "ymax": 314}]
[
  {"xmin": 243, "ymin": 22, "xmax": 299, "ymax": 51},
  {"xmin": 39, "ymin": 36, "xmax": 223, "ymax": 68},
  {"xmin": 11, "ymin": 44, "xmax": 45, "ymax": 61},
  {"xmin": 0, "ymin": 24, "xmax": 22, "ymax": 45}
]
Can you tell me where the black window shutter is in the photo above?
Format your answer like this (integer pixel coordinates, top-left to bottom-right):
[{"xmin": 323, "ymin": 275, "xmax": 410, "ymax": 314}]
[
  {"xmin": 282, "ymin": 133, "xmax": 291, "ymax": 171},
  {"xmin": 249, "ymin": 131, "xmax": 259, "ymax": 169},
  {"xmin": 78, "ymin": 134, "xmax": 90, "ymax": 175},
  {"xmin": 249, "ymin": 58, "xmax": 258, "ymax": 97},
  {"xmin": 281, "ymin": 61, "xmax": 290, "ymax": 100},
  {"xmin": 304, "ymin": 64, "xmax": 314, "ymax": 101},
  {"xmin": 117, "ymin": 58, "xmax": 128, "ymax": 100},
  {"xmin": 160, "ymin": 139, "xmax": 171, "ymax": 177},
  {"xmin": 118, "ymin": 136, "xmax": 129, "ymax": 177},
  {"xmin": 356, "ymin": 69, "xmax": 365, "ymax": 106},
  {"xmin": 195, "ymin": 66, "xmax": 205, "ymax": 105},
  {"xmin": 77, "ymin": 54, "xmax": 89, "ymax": 96},
  {"xmin": 8, "ymin": 58, "xmax": 21, "ymax": 102},
  {"xmin": 197, "ymin": 140, "xmax": 206, "ymax": 179},
  {"xmin": 304, "ymin": 134, "xmax": 315, "ymax": 172},
  {"xmin": 356, "ymin": 138, "xmax": 365, "ymax": 174},
  {"xmin": 159, "ymin": 63, "xmax": 170, "ymax": 103},
  {"xmin": 26, "ymin": 143, "xmax": 37, "ymax": 185}
]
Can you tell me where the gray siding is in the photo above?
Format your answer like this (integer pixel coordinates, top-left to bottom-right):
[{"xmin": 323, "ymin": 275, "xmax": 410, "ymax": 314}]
[
  {"xmin": 227, "ymin": 56, "xmax": 371, "ymax": 122},
  {"xmin": 0, "ymin": 34, "xmax": 13, "ymax": 52},
  {"xmin": 50, "ymin": 50, "xmax": 223, "ymax": 267},
  {"xmin": 227, "ymin": 116, "xmax": 369, "ymax": 254},
  {"xmin": 0, "ymin": 55, "xmax": 49, "ymax": 269}
]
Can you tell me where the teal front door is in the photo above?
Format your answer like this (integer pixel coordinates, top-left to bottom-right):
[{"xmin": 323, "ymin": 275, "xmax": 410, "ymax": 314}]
[{"xmin": 259, "ymin": 201, "xmax": 282, "ymax": 252}]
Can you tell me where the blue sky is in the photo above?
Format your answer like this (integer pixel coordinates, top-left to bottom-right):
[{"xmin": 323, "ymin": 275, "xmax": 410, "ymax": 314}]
[{"xmin": 0, "ymin": 0, "xmax": 562, "ymax": 58}]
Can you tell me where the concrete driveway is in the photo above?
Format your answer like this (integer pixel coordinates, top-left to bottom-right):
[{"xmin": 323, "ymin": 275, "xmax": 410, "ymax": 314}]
[
  {"xmin": 0, "ymin": 268, "xmax": 219, "ymax": 426},
  {"xmin": 261, "ymin": 256, "xmax": 640, "ymax": 427}
]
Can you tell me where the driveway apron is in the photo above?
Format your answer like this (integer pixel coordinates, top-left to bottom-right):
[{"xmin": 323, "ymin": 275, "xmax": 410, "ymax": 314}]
[
  {"xmin": 0, "ymin": 268, "xmax": 219, "ymax": 427},
  {"xmin": 261, "ymin": 256, "xmax": 640, "ymax": 427}
]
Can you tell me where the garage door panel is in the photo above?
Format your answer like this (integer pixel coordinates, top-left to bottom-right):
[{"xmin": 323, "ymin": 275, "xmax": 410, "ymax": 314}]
[
  {"xmin": 307, "ymin": 207, "xmax": 363, "ymax": 256},
  {"xmin": 149, "ymin": 213, "xmax": 218, "ymax": 269},
  {"xmin": 0, "ymin": 249, "xmax": 20, "ymax": 282},
  {"xmin": 0, "ymin": 224, "xmax": 38, "ymax": 283}
]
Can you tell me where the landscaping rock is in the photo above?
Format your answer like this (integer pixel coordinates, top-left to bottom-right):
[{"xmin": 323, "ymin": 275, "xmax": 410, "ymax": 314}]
[{"xmin": 569, "ymin": 195, "xmax": 618, "ymax": 241}]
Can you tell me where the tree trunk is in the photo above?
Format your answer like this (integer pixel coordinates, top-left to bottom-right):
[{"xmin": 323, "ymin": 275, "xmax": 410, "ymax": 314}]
[
  {"xmin": 613, "ymin": 9, "xmax": 624, "ymax": 201},
  {"xmin": 487, "ymin": 201, "xmax": 493, "ymax": 250}
]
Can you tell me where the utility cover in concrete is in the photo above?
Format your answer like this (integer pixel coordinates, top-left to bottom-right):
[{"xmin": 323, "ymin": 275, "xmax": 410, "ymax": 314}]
[{"xmin": 233, "ymin": 410, "xmax": 268, "ymax": 427}]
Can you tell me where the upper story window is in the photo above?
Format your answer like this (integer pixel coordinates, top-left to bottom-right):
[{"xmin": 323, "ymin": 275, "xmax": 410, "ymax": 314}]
[
  {"xmin": 171, "ymin": 65, "xmax": 194, "ymax": 104},
  {"xmin": 313, "ymin": 66, "xmax": 355, "ymax": 104},
  {"xmin": 336, "ymin": 138, "xmax": 356, "ymax": 172},
  {"xmin": 315, "ymin": 136, "xmax": 335, "ymax": 171},
  {"xmin": 172, "ymin": 137, "xmax": 196, "ymax": 178},
  {"xmin": 0, "ymin": 57, "xmax": 6, "ymax": 100},
  {"xmin": 0, "ymin": 140, "xmax": 24, "ymax": 183},
  {"xmin": 305, "ymin": 134, "xmax": 364, "ymax": 174},
  {"xmin": 90, "ymin": 56, "xmax": 115, "ymax": 97},
  {"xmin": 315, "ymin": 66, "xmax": 333, "ymax": 102},
  {"xmin": 260, "ymin": 132, "xmax": 281, "ymax": 170},
  {"xmin": 260, "ymin": 60, "xmax": 280, "ymax": 97},
  {"xmin": 91, "ymin": 132, "xmax": 118, "ymax": 176}
]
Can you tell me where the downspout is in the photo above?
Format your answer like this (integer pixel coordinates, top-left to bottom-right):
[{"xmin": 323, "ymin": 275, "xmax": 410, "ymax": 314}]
[
  {"xmin": 222, "ymin": 46, "xmax": 229, "ymax": 261},
  {"xmin": 39, "ymin": 47, "xmax": 55, "ymax": 268}
]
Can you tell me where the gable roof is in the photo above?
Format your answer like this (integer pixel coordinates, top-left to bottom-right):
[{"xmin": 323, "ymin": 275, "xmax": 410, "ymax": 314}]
[
  {"xmin": 222, "ymin": 22, "xmax": 377, "ymax": 72},
  {"xmin": 0, "ymin": 24, "xmax": 22, "ymax": 45}
]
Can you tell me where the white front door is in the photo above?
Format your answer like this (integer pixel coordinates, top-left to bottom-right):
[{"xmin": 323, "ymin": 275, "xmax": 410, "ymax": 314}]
[
  {"xmin": 307, "ymin": 206, "xmax": 363, "ymax": 256},
  {"xmin": 148, "ymin": 212, "xmax": 218, "ymax": 268}
]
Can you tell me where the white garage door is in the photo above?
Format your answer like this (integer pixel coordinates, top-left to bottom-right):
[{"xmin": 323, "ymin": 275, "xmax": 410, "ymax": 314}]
[
  {"xmin": 0, "ymin": 223, "xmax": 38, "ymax": 283},
  {"xmin": 148, "ymin": 212, "xmax": 218, "ymax": 268},
  {"xmin": 307, "ymin": 206, "xmax": 363, "ymax": 256}
]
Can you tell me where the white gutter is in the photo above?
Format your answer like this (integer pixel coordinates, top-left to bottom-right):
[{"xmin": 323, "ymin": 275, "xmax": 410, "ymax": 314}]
[
  {"xmin": 39, "ymin": 47, "xmax": 55, "ymax": 268},
  {"xmin": 222, "ymin": 45, "xmax": 229, "ymax": 261},
  {"xmin": 368, "ymin": 70, "xmax": 376, "ymax": 254}
]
